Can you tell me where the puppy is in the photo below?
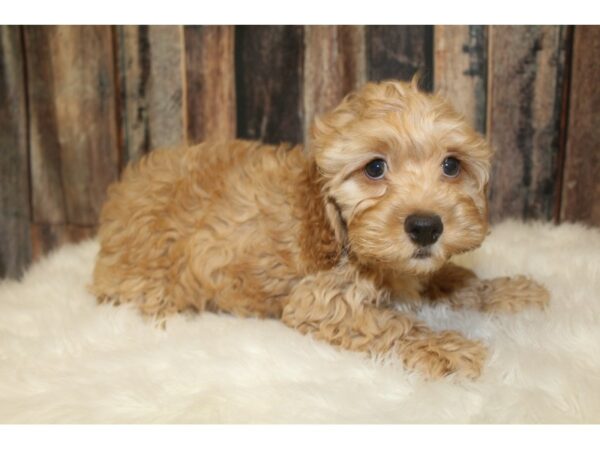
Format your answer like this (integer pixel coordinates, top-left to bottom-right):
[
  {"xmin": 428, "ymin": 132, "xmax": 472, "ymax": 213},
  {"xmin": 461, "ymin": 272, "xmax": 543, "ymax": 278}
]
[{"xmin": 92, "ymin": 80, "xmax": 549, "ymax": 379}]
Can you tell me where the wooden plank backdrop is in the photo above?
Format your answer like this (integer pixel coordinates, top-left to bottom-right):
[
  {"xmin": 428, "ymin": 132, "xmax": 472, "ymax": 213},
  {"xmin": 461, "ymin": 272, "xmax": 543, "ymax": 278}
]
[
  {"xmin": 184, "ymin": 26, "xmax": 237, "ymax": 144},
  {"xmin": 0, "ymin": 25, "xmax": 598, "ymax": 279},
  {"xmin": 303, "ymin": 26, "xmax": 365, "ymax": 143},
  {"xmin": 434, "ymin": 25, "xmax": 487, "ymax": 134},
  {"xmin": 0, "ymin": 26, "xmax": 30, "ymax": 278},
  {"xmin": 561, "ymin": 26, "xmax": 600, "ymax": 224},
  {"xmin": 117, "ymin": 25, "xmax": 186, "ymax": 165},
  {"xmin": 235, "ymin": 25, "xmax": 305, "ymax": 144},
  {"xmin": 24, "ymin": 26, "xmax": 119, "ymax": 259},
  {"xmin": 486, "ymin": 26, "xmax": 569, "ymax": 222}
]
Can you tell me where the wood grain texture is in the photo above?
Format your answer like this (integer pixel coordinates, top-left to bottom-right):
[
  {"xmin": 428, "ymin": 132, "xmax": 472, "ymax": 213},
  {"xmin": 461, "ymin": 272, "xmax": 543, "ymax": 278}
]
[
  {"xmin": 117, "ymin": 25, "xmax": 185, "ymax": 165},
  {"xmin": 0, "ymin": 26, "xmax": 31, "ymax": 278},
  {"xmin": 30, "ymin": 224, "xmax": 96, "ymax": 262},
  {"xmin": 235, "ymin": 25, "xmax": 304, "ymax": 144},
  {"xmin": 434, "ymin": 25, "xmax": 487, "ymax": 134},
  {"xmin": 303, "ymin": 26, "xmax": 366, "ymax": 144},
  {"xmin": 24, "ymin": 26, "xmax": 119, "ymax": 226},
  {"xmin": 487, "ymin": 26, "xmax": 568, "ymax": 222},
  {"xmin": 560, "ymin": 26, "xmax": 600, "ymax": 225},
  {"xmin": 184, "ymin": 26, "xmax": 236, "ymax": 144},
  {"xmin": 366, "ymin": 25, "xmax": 434, "ymax": 91},
  {"xmin": 2, "ymin": 25, "xmax": 599, "ymax": 268}
]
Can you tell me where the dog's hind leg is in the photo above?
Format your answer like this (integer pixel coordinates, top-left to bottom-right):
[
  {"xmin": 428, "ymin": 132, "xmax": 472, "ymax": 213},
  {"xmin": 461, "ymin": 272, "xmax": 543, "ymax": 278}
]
[
  {"xmin": 282, "ymin": 268, "xmax": 487, "ymax": 379},
  {"xmin": 423, "ymin": 263, "xmax": 550, "ymax": 313}
]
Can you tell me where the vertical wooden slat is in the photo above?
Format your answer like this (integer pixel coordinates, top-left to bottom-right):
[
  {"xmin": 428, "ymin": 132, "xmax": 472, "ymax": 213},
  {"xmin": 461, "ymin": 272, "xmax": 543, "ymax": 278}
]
[
  {"xmin": 366, "ymin": 26, "xmax": 434, "ymax": 91},
  {"xmin": 303, "ymin": 25, "xmax": 366, "ymax": 144},
  {"xmin": 487, "ymin": 26, "xmax": 569, "ymax": 222},
  {"xmin": 561, "ymin": 26, "xmax": 600, "ymax": 226},
  {"xmin": 235, "ymin": 25, "xmax": 304, "ymax": 144},
  {"xmin": 434, "ymin": 25, "xmax": 487, "ymax": 134},
  {"xmin": 184, "ymin": 26, "xmax": 236, "ymax": 144},
  {"xmin": 30, "ymin": 224, "xmax": 96, "ymax": 260},
  {"xmin": 117, "ymin": 25, "xmax": 185, "ymax": 165},
  {"xmin": 23, "ymin": 26, "xmax": 64, "ymax": 226},
  {"xmin": 24, "ymin": 26, "xmax": 119, "ymax": 251},
  {"xmin": 0, "ymin": 26, "xmax": 31, "ymax": 278}
]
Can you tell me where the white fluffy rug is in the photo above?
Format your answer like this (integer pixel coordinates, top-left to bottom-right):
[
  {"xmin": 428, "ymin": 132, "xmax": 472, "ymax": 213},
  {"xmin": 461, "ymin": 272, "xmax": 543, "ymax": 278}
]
[{"xmin": 1, "ymin": 221, "xmax": 600, "ymax": 423}]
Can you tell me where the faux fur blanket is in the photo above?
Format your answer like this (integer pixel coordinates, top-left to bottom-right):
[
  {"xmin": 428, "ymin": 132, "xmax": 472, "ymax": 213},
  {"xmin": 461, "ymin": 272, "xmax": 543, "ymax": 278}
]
[{"xmin": 1, "ymin": 221, "xmax": 599, "ymax": 423}]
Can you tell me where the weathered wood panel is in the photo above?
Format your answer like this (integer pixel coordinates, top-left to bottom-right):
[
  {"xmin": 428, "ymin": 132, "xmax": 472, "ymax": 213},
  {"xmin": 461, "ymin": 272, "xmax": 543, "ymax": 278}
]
[
  {"xmin": 3, "ymin": 24, "xmax": 600, "ymax": 276},
  {"xmin": 434, "ymin": 25, "xmax": 487, "ymax": 134},
  {"xmin": 366, "ymin": 25, "xmax": 434, "ymax": 91},
  {"xmin": 24, "ymin": 26, "xmax": 119, "ymax": 230},
  {"xmin": 303, "ymin": 25, "xmax": 366, "ymax": 144},
  {"xmin": 235, "ymin": 25, "xmax": 304, "ymax": 144},
  {"xmin": 117, "ymin": 25, "xmax": 185, "ymax": 165},
  {"xmin": 184, "ymin": 26, "xmax": 236, "ymax": 144},
  {"xmin": 487, "ymin": 26, "xmax": 569, "ymax": 222},
  {"xmin": 30, "ymin": 224, "xmax": 96, "ymax": 261},
  {"xmin": 0, "ymin": 26, "xmax": 31, "ymax": 278},
  {"xmin": 560, "ymin": 26, "xmax": 600, "ymax": 225}
]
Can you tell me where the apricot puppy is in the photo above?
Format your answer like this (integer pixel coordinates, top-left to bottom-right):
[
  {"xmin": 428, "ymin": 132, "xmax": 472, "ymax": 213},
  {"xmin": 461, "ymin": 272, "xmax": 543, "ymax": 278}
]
[{"xmin": 92, "ymin": 80, "xmax": 549, "ymax": 379}]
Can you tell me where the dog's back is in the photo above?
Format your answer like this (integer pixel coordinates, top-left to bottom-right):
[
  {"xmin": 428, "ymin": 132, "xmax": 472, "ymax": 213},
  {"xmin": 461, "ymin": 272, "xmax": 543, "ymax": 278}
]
[{"xmin": 91, "ymin": 140, "xmax": 339, "ymax": 319}]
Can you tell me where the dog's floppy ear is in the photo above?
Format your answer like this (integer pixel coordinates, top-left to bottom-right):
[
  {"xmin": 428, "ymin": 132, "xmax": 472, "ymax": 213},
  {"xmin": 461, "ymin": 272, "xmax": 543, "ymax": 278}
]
[{"xmin": 325, "ymin": 196, "xmax": 348, "ymax": 246}]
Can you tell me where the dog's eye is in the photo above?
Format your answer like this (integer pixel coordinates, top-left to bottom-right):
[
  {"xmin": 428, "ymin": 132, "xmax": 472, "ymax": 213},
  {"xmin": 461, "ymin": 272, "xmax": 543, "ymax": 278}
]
[
  {"xmin": 442, "ymin": 157, "xmax": 461, "ymax": 178},
  {"xmin": 364, "ymin": 159, "xmax": 387, "ymax": 180}
]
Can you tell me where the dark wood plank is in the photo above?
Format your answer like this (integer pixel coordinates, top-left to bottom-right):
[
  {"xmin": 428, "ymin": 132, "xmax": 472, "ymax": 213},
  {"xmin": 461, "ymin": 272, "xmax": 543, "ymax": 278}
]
[
  {"xmin": 117, "ymin": 25, "xmax": 185, "ymax": 165},
  {"xmin": 184, "ymin": 26, "xmax": 236, "ymax": 144},
  {"xmin": 30, "ymin": 224, "xmax": 96, "ymax": 262},
  {"xmin": 487, "ymin": 26, "xmax": 569, "ymax": 222},
  {"xmin": 0, "ymin": 26, "xmax": 31, "ymax": 278},
  {"xmin": 235, "ymin": 25, "xmax": 304, "ymax": 144},
  {"xmin": 434, "ymin": 25, "xmax": 487, "ymax": 134},
  {"xmin": 366, "ymin": 25, "xmax": 434, "ymax": 91},
  {"xmin": 24, "ymin": 25, "xmax": 120, "ymax": 226},
  {"xmin": 561, "ymin": 26, "xmax": 600, "ymax": 226},
  {"xmin": 303, "ymin": 25, "xmax": 366, "ymax": 144}
]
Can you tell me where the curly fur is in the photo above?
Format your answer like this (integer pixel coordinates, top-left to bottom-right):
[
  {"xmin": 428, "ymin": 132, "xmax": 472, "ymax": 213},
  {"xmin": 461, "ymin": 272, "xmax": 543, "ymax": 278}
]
[{"xmin": 92, "ymin": 80, "xmax": 549, "ymax": 379}]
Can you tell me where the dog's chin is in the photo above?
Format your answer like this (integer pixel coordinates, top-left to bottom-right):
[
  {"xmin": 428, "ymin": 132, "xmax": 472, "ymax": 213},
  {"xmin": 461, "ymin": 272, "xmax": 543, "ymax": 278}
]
[
  {"xmin": 404, "ymin": 248, "xmax": 446, "ymax": 275},
  {"xmin": 412, "ymin": 247, "xmax": 432, "ymax": 259}
]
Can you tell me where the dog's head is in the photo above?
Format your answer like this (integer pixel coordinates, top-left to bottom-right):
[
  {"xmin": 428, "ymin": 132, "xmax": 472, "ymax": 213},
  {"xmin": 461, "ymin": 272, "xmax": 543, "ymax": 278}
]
[{"xmin": 311, "ymin": 80, "xmax": 492, "ymax": 275}]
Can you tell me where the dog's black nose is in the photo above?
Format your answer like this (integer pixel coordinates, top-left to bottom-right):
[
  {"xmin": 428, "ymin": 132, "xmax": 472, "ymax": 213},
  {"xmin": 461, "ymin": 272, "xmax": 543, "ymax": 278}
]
[{"xmin": 404, "ymin": 214, "xmax": 443, "ymax": 247}]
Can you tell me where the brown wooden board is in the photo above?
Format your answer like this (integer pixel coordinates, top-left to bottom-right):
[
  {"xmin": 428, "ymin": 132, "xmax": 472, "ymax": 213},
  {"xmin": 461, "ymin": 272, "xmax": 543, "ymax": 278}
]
[
  {"xmin": 303, "ymin": 26, "xmax": 366, "ymax": 144},
  {"xmin": 434, "ymin": 25, "xmax": 487, "ymax": 134},
  {"xmin": 117, "ymin": 25, "xmax": 185, "ymax": 165},
  {"xmin": 560, "ymin": 26, "xmax": 600, "ymax": 226},
  {"xmin": 184, "ymin": 26, "xmax": 236, "ymax": 144},
  {"xmin": 24, "ymin": 26, "xmax": 120, "ymax": 228},
  {"xmin": 30, "ymin": 224, "xmax": 96, "ymax": 262},
  {"xmin": 366, "ymin": 25, "xmax": 434, "ymax": 91},
  {"xmin": 0, "ymin": 26, "xmax": 31, "ymax": 278},
  {"xmin": 235, "ymin": 25, "xmax": 304, "ymax": 145},
  {"xmin": 486, "ymin": 26, "xmax": 569, "ymax": 222}
]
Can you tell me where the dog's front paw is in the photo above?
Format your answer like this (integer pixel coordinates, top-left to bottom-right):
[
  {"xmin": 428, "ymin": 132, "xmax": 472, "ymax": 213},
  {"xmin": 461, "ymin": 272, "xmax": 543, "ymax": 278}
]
[
  {"xmin": 478, "ymin": 276, "xmax": 550, "ymax": 314},
  {"xmin": 401, "ymin": 331, "xmax": 487, "ymax": 380}
]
